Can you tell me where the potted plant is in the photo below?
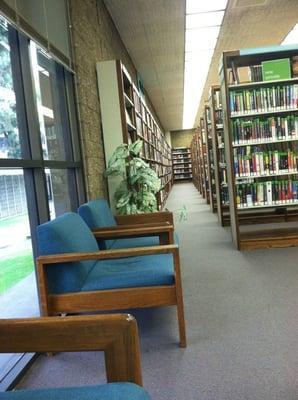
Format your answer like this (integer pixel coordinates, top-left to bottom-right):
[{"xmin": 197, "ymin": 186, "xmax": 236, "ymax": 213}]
[{"xmin": 105, "ymin": 140, "xmax": 161, "ymax": 215}]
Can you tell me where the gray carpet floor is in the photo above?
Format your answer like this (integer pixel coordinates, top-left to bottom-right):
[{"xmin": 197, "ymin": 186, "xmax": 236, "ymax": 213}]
[{"xmin": 18, "ymin": 183, "xmax": 298, "ymax": 399}]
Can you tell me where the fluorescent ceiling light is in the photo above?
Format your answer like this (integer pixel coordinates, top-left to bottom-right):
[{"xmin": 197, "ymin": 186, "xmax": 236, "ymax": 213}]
[
  {"xmin": 281, "ymin": 23, "xmax": 298, "ymax": 45},
  {"xmin": 186, "ymin": 0, "xmax": 228, "ymax": 14},
  {"xmin": 185, "ymin": 26, "xmax": 220, "ymax": 51},
  {"xmin": 185, "ymin": 50, "xmax": 215, "ymax": 63},
  {"xmin": 186, "ymin": 11, "xmax": 224, "ymax": 29},
  {"xmin": 183, "ymin": 1, "xmax": 228, "ymax": 129}
]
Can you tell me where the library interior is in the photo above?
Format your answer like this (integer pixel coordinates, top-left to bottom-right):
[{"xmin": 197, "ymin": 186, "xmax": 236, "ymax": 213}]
[{"xmin": 1, "ymin": 0, "xmax": 298, "ymax": 399}]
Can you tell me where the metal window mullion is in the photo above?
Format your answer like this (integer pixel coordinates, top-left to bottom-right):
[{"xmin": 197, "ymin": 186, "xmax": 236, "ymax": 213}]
[{"xmin": 18, "ymin": 32, "xmax": 50, "ymax": 225}]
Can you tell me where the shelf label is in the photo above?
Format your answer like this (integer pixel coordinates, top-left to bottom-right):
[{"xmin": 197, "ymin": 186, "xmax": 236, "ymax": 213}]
[{"xmin": 262, "ymin": 58, "xmax": 291, "ymax": 81}]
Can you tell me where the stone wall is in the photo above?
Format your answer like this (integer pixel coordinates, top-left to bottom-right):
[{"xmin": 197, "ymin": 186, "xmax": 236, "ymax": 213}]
[
  {"xmin": 170, "ymin": 129, "xmax": 195, "ymax": 148},
  {"xmin": 69, "ymin": 0, "xmax": 137, "ymax": 199}
]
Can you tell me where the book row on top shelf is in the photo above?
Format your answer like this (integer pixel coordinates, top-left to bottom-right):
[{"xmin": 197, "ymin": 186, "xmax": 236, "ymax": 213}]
[
  {"xmin": 97, "ymin": 59, "xmax": 172, "ymax": 211},
  {"xmin": 220, "ymin": 45, "xmax": 298, "ymax": 250}
]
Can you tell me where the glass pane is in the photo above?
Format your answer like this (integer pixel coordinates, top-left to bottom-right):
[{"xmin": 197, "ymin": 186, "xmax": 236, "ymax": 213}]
[
  {"xmin": 0, "ymin": 17, "xmax": 22, "ymax": 159},
  {"xmin": 30, "ymin": 42, "xmax": 69, "ymax": 161},
  {"xmin": 0, "ymin": 169, "xmax": 39, "ymax": 382},
  {"xmin": 46, "ymin": 169, "xmax": 73, "ymax": 219}
]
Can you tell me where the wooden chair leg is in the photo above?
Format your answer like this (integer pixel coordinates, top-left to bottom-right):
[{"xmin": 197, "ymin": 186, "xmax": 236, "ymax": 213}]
[
  {"xmin": 176, "ymin": 288, "xmax": 186, "ymax": 348},
  {"xmin": 173, "ymin": 249, "xmax": 187, "ymax": 348}
]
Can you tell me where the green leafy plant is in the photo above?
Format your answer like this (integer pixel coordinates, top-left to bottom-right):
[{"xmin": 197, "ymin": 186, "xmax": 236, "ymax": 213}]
[{"xmin": 105, "ymin": 140, "xmax": 161, "ymax": 214}]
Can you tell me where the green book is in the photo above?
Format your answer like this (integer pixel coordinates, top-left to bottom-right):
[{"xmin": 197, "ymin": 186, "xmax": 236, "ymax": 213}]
[{"xmin": 262, "ymin": 58, "xmax": 291, "ymax": 81}]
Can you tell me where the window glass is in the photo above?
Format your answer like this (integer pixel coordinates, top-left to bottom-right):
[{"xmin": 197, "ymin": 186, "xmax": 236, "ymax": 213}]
[
  {"xmin": 0, "ymin": 17, "xmax": 21, "ymax": 159},
  {"xmin": 0, "ymin": 168, "xmax": 38, "ymax": 383},
  {"xmin": 30, "ymin": 42, "xmax": 70, "ymax": 161},
  {"xmin": 47, "ymin": 168, "xmax": 74, "ymax": 219}
]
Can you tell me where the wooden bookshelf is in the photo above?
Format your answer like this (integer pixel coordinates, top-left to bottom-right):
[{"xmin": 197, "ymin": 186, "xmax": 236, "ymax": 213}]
[
  {"xmin": 191, "ymin": 131, "xmax": 202, "ymax": 193},
  {"xmin": 220, "ymin": 45, "xmax": 298, "ymax": 250},
  {"xmin": 209, "ymin": 85, "xmax": 230, "ymax": 226},
  {"xmin": 199, "ymin": 117, "xmax": 209, "ymax": 203},
  {"xmin": 204, "ymin": 104, "xmax": 217, "ymax": 213},
  {"xmin": 172, "ymin": 147, "xmax": 192, "ymax": 182},
  {"xmin": 97, "ymin": 60, "xmax": 172, "ymax": 210}
]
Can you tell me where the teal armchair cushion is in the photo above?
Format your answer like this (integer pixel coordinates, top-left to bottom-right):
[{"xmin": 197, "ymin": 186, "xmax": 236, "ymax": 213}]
[
  {"xmin": 0, "ymin": 383, "xmax": 150, "ymax": 400},
  {"xmin": 37, "ymin": 213, "xmax": 99, "ymax": 294},
  {"xmin": 78, "ymin": 199, "xmax": 116, "ymax": 249},
  {"xmin": 81, "ymin": 254, "xmax": 175, "ymax": 291}
]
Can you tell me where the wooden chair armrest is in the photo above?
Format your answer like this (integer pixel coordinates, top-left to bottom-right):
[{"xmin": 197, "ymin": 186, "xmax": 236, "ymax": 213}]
[
  {"xmin": 37, "ymin": 244, "xmax": 179, "ymax": 265},
  {"xmin": 115, "ymin": 211, "xmax": 174, "ymax": 226},
  {"xmin": 92, "ymin": 224, "xmax": 174, "ymax": 239},
  {"xmin": 0, "ymin": 314, "xmax": 142, "ymax": 385}
]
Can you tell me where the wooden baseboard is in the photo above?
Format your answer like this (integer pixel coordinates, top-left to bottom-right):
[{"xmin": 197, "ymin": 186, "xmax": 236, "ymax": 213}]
[{"xmin": 239, "ymin": 228, "xmax": 298, "ymax": 250}]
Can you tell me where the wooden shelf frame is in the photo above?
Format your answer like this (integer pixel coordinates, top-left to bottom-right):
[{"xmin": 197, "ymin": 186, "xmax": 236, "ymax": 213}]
[
  {"xmin": 191, "ymin": 130, "xmax": 203, "ymax": 194},
  {"xmin": 204, "ymin": 104, "xmax": 217, "ymax": 213},
  {"xmin": 97, "ymin": 60, "xmax": 172, "ymax": 211},
  {"xmin": 220, "ymin": 46, "xmax": 298, "ymax": 250},
  {"xmin": 199, "ymin": 117, "xmax": 209, "ymax": 202},
  {"xmin": 209, "ymin": 85, "xmax": 230, "ymax": 226}
]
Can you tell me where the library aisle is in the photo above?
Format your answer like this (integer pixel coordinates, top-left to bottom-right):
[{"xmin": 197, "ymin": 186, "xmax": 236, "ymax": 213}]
[{"xmin": 19, "ymin": 183, "xmax": 298, "ymax": 400}]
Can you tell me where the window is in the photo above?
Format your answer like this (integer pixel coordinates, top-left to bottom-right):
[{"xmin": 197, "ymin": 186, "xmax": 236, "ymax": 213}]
[{"xmin": 0, "ymin": 15, "xmax": 85, "ymax": 389}]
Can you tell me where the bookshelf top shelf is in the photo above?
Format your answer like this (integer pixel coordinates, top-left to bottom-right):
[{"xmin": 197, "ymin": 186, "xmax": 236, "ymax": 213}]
[
  {"xmin": 237, "ymin": 201, "xmax": 298, "ymax": 211},
  {"xmin": 230, "ymin": 107, "xmax": 298, "ymax": 119},
  {"xmin": 232, "ymin": 136, "xmax": 298, "ymax": 147},
  {"xmin": 228, "ymin": 76, "xmax": 298, "ymax": 90},
  {"xmin": 235, "ymin": 170, "xmax": 298, "ymax": 181}
]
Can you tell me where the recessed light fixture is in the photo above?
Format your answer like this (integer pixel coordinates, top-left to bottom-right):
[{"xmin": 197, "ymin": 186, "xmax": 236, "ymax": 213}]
[
  {"xmin": 281, "ymin": 23, "xmax": 298, "ymax": 45},
  {"xmin": 183, "ymin": 0, "xmax": 228, "ymax": 129}
]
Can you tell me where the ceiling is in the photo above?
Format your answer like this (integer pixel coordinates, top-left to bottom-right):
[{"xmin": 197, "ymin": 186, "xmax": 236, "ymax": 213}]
[
  {"xmin": 104, "ymin": 0, "xmax": 185, "ymax": 131},
  {"xmin": 104, "ymin": 0, "xmax": 298, "ymax": 132}
]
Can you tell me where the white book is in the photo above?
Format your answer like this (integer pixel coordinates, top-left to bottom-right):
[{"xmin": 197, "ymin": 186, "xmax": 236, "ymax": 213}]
[{"xmin": 266, "ymin": 181, "xmax": 272, "ymax": 205}]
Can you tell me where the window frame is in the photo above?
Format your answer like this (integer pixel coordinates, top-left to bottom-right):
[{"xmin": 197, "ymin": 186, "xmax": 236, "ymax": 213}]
[{"xmin": 0, "ymin": 17, "xmax": 85, "ymax": 390}]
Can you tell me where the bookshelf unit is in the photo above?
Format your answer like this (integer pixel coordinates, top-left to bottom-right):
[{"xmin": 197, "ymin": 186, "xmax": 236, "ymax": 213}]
[
  {"xmin": 220, "ymin": 45, "xmax": 298, "ymax": 250},
  {"xmin": 204, "ymin": 104, "xmax": 217, "ymax": 213},
  {"xmin": 172, "ymin": 147, "xmax": 192, "ymax": 182},
  {"xmin": 97, "ymin": 60, "xmax": 172, "ymax": 211},
  {"xmin": 191, "ymin": 131, "xmax": 202, "ymax": 193},
  {"xmin": 199, "ymin": 117, "xmax": 209, "ymax": 203},
  {"xmin": 209, "ymin": 85, "xmax": 230, "ymax": 225}
]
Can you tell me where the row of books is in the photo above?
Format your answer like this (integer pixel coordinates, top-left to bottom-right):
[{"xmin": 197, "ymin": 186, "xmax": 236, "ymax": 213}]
[
  {"xmin": 230, "ymin": 84, "xmax": 298, "ymax": 115},
  {"xmin": 236, "ymin": 179, "xmax": 298, "ymax": 208},
  {"xmin": 150, "ymin": 163, "xmax": 171, "ymax": 177},
  {"xmin": 174, "ymin": 174, "xmax": 193, "ymax": 179},
  {"xmin": 213, "ymin": 90, "xmax": 222, "ymax": 109},
  {"xmin": 249, "ymin": 65, "xmax": 262, "ymax": 83},
  {"xmin": 221, "ymin": 186, "xmax": 229, "ymax": 206},
  {"xmin": 141, "ymin": 143, "xmax": 171, "ymax": 165},
  {"xmin": 233, "ymin": 144, "xmax": 298, "ymax": 177},
  {"xmin": 215, "ymin": 109, "xmax": 223, "ymax": 125},
  {"xmin": 232, "ymin": 115, "xmax": 298, "ymax": 145},
  {"xmin": 160, "ymin": 176, "xmax": 171, "ymax": 187}
]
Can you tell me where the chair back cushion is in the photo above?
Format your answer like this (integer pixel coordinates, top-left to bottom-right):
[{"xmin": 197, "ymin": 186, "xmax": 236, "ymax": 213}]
[
  {"xmin": 37, "ymin": 213, "xmax": 99, "ymax": 294},
  {"xmin": 78, "ymin": 199, "xmax": 117, "ymax": 249}
]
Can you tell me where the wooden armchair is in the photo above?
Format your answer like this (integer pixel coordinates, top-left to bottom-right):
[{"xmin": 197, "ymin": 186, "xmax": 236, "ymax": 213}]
[
  {"xmin": 36, "ymin": 213, "xmax": 186, "ymax": 348},
  {"xmin": 0, "ymin": 314, "xmax": 150, "ymax": 399},
  {"xmin": 78, "ymin": 199, "xmax": 178, "ymax": 250}
]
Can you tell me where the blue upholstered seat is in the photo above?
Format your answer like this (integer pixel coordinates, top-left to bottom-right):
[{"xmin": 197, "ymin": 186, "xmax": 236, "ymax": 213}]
[
  {"xmin": 0, "ymin": 383, "xmax": 150, "ymax": 400},
  {"xmin": 37, "ymin": 213, "xmax": 175, "ymax": 295},
  {"xmin": 78, "ymin": 198, "xmax": 179, "ymax": 250},
  {"xmin": 82, "ymin": 254, "xmax": 174, "ymax": 291},
  {"xmin": 78, "ymin": 199, "xmax": 117, "ymax": 249}
]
